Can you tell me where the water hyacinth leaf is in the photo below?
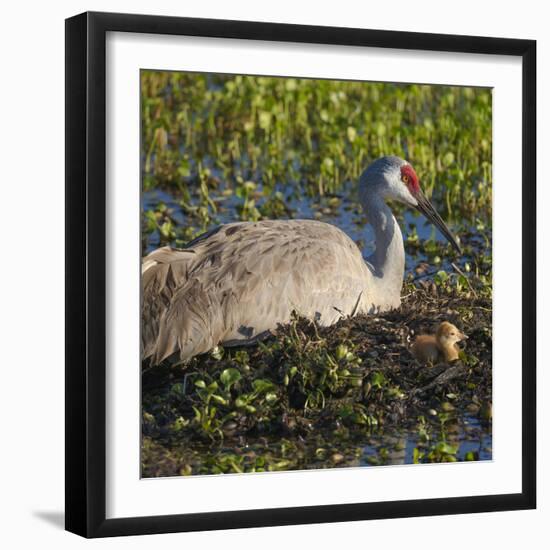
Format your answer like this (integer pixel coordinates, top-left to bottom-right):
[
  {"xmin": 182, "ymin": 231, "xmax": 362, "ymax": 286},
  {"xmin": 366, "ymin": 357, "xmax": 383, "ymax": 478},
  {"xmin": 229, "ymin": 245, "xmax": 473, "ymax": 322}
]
[
  {"xmin": 177, "ymin": 158, "xmax": 191, "ymax": 178},
  {"xmin": 170, "ymin": 383, "xmax": 186, "ymax": 397},
  {"xmin": 211, "ymin": 394, "xmax": 228, "ymax": 406},
  {"xmin": 285, "ymin": 78, "xmax": 297, "ymax": 91},
  {"xmin": 220, "ymin": 367, "xmax": 241, "ymax": 390},
  {"xmin": 435, "ymin": 270, "xmax": 449, "ymax": 285},
  {"xmin": 335, "ymin": 344, "xmax": 349, "ymax": 360},
  {"xmin": 159, "ymin": 221, "xmax": 174, "ymax": 239},
  {"xmin": 144, "ymin": 210, "xmax": 158, "ymax": 233},
  {"xmin": 252, "ymin": 379, "xmax": 275, "ymax": 394},
  {"xmin": 171, "ymin": 416, "xmax": 188, "ymax": 431},
  {"xmin": 436, "ymin": 442, "xmax": 458, "ymax": 455},
  {"xmin": 234, "ymin": 397, "xmax": 247, "ymax": 408},
  {"xmin": 258, "ymin": 111, "xmax": 271, "ymax": 129},
  {"xmin": 265, "ymin": 392, "xmax": 278, "ymax": 404},
  {"xmin": 211, "ymin": 345, "xmax": 224, "ymax": 360},
  {"xmin": 315, "ymin": 448, "xmax": 327, "ymax": 459},
  {"xmin": 443, "ymin": 152, "xmax": 455, "ymax": 167},
  {"xmin": 370, "ymin": 371, "xmax": 386, "ymax": 389}
]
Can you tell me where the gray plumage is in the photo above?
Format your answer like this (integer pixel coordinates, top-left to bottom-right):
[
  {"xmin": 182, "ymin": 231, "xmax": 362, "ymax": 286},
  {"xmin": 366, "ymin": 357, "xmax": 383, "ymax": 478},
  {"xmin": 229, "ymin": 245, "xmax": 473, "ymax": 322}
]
[{"xmin": 142, "ymin": 156, "xmax": 460, "ymax": 365}]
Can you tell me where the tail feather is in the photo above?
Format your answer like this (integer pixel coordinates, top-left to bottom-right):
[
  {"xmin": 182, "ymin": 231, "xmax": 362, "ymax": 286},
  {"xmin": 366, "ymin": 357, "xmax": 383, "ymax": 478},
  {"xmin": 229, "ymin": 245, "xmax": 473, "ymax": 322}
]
[
  {"xmin": 141, "ymin": 248, "xmax": 199, "ymax": 363},
  {"xmin": 150, "ymin": 278, "xmax": 224, "ymax": 364}
]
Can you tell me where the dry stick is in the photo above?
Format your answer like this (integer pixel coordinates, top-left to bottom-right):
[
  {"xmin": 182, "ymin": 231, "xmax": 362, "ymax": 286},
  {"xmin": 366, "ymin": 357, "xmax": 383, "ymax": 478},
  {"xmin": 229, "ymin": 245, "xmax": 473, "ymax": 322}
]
[{"xmin": 411, "ymin": 269, "xmax": 439, "ymax": 282}]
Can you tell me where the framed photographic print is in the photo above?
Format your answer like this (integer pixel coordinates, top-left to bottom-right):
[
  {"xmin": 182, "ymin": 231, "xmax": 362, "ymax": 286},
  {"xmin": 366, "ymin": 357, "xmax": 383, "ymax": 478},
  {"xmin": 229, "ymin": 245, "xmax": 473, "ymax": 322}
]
[{"xmin": 65, "ymin": 11, "xmax": 536, "ymax": 538}]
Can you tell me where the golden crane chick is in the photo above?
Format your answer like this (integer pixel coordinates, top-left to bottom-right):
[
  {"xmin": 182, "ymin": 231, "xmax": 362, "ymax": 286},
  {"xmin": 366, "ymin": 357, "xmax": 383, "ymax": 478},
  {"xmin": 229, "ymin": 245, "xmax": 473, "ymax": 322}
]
[{"xmin": 411, "ymin": 321, "xmax": 468, "ymax": 364}]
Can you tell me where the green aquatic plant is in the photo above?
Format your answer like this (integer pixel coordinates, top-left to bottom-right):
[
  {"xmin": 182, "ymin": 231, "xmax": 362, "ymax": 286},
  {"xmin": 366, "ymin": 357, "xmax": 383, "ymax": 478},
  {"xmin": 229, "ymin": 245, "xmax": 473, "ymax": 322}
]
[
  {"xmin": 142, "ymin": 266, "xmax": 493, "ymax": 476},
  {"xmin": 141, "ymin": 71, "xmax": 492, "ymax": 228}
]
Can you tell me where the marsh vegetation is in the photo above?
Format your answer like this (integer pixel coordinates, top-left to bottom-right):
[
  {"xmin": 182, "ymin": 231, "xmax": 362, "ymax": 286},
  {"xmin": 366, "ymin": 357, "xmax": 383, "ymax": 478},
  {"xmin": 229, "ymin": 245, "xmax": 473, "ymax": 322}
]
[{"xmin": 141, "ymin": 71, "xmax": 493, "ymax": 477}]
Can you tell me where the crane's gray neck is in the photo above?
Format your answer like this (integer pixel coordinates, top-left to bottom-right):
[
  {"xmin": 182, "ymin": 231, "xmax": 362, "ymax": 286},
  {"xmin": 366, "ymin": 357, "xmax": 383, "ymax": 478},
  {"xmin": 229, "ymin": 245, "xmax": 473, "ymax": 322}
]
[{"xmin": 362, "ymin": 189, "xmax": 405, "ymax": 300}]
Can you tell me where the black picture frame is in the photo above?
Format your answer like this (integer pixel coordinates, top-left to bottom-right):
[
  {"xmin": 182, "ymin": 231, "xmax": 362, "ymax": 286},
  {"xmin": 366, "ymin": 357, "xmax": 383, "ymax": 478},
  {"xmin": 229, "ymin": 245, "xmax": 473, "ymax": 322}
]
[{"xmin": 65, "ymin": 11, "xmax": 536, "ymax": 538}]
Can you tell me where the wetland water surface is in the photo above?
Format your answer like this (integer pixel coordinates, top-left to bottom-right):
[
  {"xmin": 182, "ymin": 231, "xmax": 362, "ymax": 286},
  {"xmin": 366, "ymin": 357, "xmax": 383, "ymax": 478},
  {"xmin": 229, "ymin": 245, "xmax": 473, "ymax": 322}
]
[{"xmin": 143, "ymin": 181, "xmax": 481, "ymax": 272}]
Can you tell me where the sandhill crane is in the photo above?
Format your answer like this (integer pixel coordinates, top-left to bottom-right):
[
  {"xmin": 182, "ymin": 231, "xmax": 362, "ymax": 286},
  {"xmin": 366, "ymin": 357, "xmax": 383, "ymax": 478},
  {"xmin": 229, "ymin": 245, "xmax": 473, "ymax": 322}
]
[{"xmin": 142, "ymin": 155, "xmax": 461, "ymax": 365}]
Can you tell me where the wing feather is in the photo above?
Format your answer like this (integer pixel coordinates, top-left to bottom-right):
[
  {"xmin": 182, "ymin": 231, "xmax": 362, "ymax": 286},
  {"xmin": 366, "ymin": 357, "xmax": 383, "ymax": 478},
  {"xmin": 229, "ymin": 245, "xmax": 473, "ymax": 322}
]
[{"xmin": 142, "ymin": 220, "xmax": 375, "ymax": 364}]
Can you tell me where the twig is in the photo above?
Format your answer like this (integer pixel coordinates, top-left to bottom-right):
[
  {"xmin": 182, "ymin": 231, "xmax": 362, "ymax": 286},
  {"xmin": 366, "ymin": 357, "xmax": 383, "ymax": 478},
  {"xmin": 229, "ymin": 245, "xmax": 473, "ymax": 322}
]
[
  {"xmin": 411, "ymin": 269, "xmax": 439, "ymax": 282},
  {"xmin": 411, "ymin": 364, "xmax": 468, "ymax": 395},
  {"xmin": 451, "ymin": 262, "xmax": 478, "ymax": 298}
]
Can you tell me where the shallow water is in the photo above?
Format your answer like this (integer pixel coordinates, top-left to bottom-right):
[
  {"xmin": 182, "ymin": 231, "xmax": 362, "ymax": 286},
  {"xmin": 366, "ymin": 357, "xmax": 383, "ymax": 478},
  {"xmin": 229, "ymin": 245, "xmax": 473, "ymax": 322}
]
[
  {"xmin": 359, "ymin": 415, "xmax": 492, "ymax": 467},
  {"xmin": 142, "ymin": 181, "xmax": 472, "ymax": 275}
]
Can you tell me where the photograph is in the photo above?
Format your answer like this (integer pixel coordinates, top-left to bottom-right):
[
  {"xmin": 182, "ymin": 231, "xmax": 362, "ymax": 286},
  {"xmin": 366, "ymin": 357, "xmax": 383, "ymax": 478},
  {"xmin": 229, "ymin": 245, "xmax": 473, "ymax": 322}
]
[{"xmin": 140, "ymin": 70, "xmax": 493, "ymax": 478}]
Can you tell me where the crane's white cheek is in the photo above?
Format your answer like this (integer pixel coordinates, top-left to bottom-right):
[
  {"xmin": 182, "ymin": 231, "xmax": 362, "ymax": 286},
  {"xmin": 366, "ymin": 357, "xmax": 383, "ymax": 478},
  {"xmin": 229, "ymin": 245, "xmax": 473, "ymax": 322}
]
[
  {"xmin": 395, "ymin": 191, "xmax": 417, "ymax": 207},
  {"xmin": 402, "ymin": 191, "xmax": 418, "ymax": 207}
]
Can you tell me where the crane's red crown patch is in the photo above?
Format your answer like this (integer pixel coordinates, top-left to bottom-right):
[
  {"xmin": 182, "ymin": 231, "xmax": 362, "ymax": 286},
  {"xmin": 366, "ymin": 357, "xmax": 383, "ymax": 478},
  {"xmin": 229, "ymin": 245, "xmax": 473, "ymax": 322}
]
[{"xmin": 401, "ymin": 164, "xmax": 420, "ymax": 194}]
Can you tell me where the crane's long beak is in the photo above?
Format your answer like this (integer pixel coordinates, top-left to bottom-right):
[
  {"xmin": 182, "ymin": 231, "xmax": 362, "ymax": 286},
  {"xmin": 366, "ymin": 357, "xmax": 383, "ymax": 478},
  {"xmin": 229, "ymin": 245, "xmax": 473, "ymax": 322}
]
[{"xmin": 414, "ymin": 190, "xmax": 462, "ymax": 254}]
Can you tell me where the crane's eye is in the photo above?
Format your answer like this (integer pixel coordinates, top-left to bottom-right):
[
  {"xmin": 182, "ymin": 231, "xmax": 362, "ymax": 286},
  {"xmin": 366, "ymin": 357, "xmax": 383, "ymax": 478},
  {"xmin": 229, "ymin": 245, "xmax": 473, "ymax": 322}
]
[{"xmin": 402, "ymin": 174, "xmax": 409, "ymax": 184}]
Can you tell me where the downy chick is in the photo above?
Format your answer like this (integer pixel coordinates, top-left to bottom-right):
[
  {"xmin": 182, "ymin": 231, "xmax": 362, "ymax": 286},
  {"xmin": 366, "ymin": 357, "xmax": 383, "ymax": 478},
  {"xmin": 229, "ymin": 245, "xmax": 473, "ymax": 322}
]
[{"xmin": 411, "ymin": 321, "xmax": 468, "ymax": 364}]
